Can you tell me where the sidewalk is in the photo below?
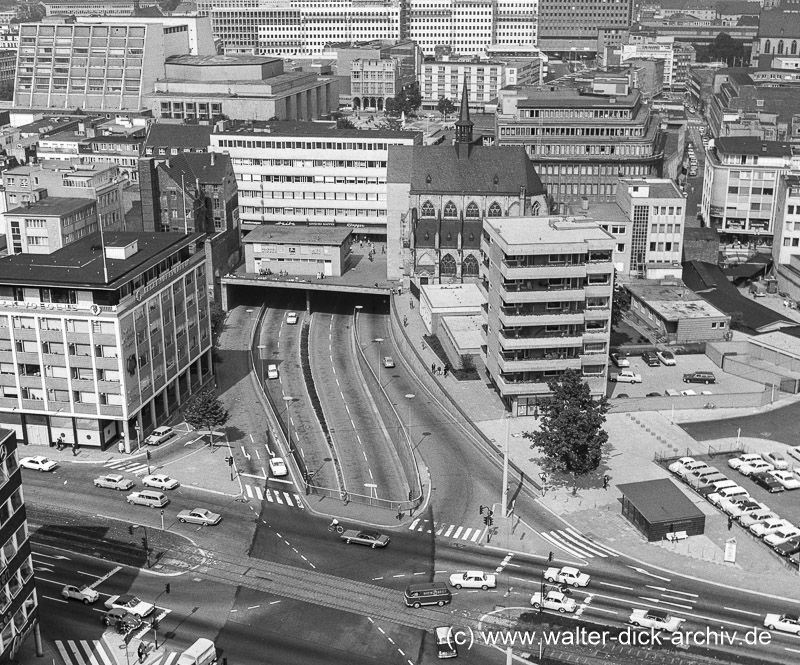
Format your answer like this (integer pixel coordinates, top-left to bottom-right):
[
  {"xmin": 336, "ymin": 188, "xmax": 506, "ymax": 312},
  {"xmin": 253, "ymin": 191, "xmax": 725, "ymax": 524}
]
[{"xmin": 400, "ymin": 289, "xmax": 800, "ymax": 600}]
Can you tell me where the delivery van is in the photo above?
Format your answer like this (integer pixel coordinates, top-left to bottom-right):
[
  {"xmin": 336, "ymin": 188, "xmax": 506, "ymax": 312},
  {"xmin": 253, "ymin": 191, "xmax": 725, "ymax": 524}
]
[{"xmin": 176, "ymin": 639, "xmax": 216, "ymax": 665}]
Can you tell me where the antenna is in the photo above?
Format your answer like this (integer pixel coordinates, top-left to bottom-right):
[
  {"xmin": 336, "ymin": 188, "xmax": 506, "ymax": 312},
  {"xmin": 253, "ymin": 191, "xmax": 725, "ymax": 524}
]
[{"xmin": 98, "ymin": 217, "xmax": 109, "ymax": 284}]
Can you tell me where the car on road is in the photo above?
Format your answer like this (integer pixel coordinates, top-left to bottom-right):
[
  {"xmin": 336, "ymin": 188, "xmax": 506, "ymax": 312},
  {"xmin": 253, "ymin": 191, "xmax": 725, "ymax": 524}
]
[
  {"xmin": 729, "ymin": 453, "xmax": 764, "ymax": 471},
  {"xmin": 764, "ymin": 527, "xmax": 800, "ymax": 547},
  {"xmin": 544, "ymin": 566, "xmax": 590, "ymax": 587},
  {"xmin": 20, "ymin": 456, "xmax": 57, "ymax": 472},
  {"xmin": 683, "ymin": 371, "xmax": 715, "ymax": 384},
  {"xmin": 269, "ymin": 457, "xmax": 288, "ymax": 477},
  {"xmin": 383, "ymin": 356, "xmax": 395, "ymax": 368},
  {"xmin": 145, "ymin": 426, "xmax": 175, "ymax": 446},
  {"xmin": 340, "ymin": 529, "xmax": 390, "ymax": 548},
  {"xmin": 769, "ymin": 470, "xmax": 800, "ymax": 490},
  {"xmin": 751, "ymin": 471, "xmax": 784, "ymax": 493},
  {"xmin": 61, "ymin": 584, "xmax": 99, "ymax": 604},
  {"xmin": 267, "ymin": 364, "xmax": 279, "ymax": 379},
  {"xmin": 739, "ymin": 460, "xmax": 775, "ymax": 477},
  {"xmin": 102, "ymin": 608, "xmax": 142, "ymax": 632},
  {"xmin": 104, "ymin": 594, "xmax": 155, "ymax": 617},
  {"xmin": 435, "ymin": 627, "xmax": 458, "ymax": 659},
  {"xmin": 764, "ymin": 613, "xmax": 800, "ymax": 635},
  {"xmin": 774, "ymin": 536, "xmax": 800, "ymax": 557},
  {"xmin": 286, "ymin": 311, "xmax": 298, "ymax": 325},
  {"xmin": 449, "ymin": 571, "xmax": 496, "ymax": 590},
  {"xmin": 93, "ymin": 474, "xmax": 134, "ymax": 491},
  {"xmin": 178, "ymin": 508, "xmax": 222, "ymax": 526},
  {"xmin": 739, "ymin": 509, "xmax": 777, "ymax": 528},
  {"xmin": 629, "ymin": 608, "xmax": 684, "ymax": 632},
  {"xmin": 656, "ymin": 350, "xmax": 677, "ymax": 366},
  {"xmin": 751, "ymin": 518, "xmax": 794, "ymax": 538},
  {"xmin": 142, "ymin": 474, "xmax": 179, "ymax": 490},
  {"xmin": 610, "ymin": 352, "xmax": 630, "ymax": 368},
  {"xmin": 126, "ymin": 490, "xmax": 169, "ymax": 508},
  {"xmin": 789, "ymin": 445, "xmax": 800, "ymax": 463},
  {"xmin": 530, "ymin": 590, "xmax": 577, "ymax": 613},
  {"xmin": 763, "ymin": 452, "xmax": 789, "ymax": 470}
]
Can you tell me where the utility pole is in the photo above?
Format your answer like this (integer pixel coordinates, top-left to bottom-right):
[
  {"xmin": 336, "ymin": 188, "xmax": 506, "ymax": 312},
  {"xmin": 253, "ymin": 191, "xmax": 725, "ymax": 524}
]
[{"xmin": 501, "ymin": 411, "xmax": 510, "ymax": 518}]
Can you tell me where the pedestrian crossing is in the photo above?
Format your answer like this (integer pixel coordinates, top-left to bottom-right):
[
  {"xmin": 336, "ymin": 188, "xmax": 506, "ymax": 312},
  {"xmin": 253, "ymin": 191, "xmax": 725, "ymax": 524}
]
[
  {"xmin": 56, "ymin": 640, "xmax": 180, "ymax": 665},
  {"xmin": 244, "ymin": 484, "xmax": 304, "ymax": 509},
  {"xmin": 408, "ymin": 518, "xmax": 486, "ymax": 543},
  {"xmin": 104, "ymin": 459, "xmax": 151, "ymax": 476},
  {"xmin": 538, "ymin": 527, "xmax": 618, "ymax": 559}
]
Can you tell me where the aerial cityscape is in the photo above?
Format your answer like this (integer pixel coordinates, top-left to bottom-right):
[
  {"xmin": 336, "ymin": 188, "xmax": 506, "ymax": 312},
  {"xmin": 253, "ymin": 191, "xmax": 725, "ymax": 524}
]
[{"xmin": 0, "ymin": 0, "xmax": 799, "ymax": 664}]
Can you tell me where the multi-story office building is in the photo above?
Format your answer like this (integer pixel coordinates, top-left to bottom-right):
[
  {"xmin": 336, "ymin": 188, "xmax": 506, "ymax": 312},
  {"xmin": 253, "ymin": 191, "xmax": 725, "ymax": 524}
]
[
  {"xmin": 40, "ymin": 0, "xmax": 159, "ymax": 16},
  {"xmin": 480, "ymin": 215, "xmax": 614, "ymax": 414},
  {"xmin": 701, "ymin": 136, "xmax": 799, "ymax": 245},
  {"xmin": 0, "ymin": 232, "xmax": 213, "ymax": 450},
  {"xmin": 495, "ymin": 81, "xmax": 665, "ymax": 205},
  {"xmin": 0, "ymin": 428, "xmax": 39, "ymax": 663},
  {"xmin": 209, "ymin": 120, "xmax": 421, "ymax": 238},
  {"xmin": 2, "ymin": 163, "xmax": 126, "ymax": 232},
  {"xmin": 13, "ymin": 16, "xmax": 214, "ymax": 112},
  {"xmin": 538, "ymin": 0, "xmax": 631, "ymax": 53},
  {"xmin": 0, "ymin": 50, "xmax": 15, "ymax": 82},
  {"xmin": 620, "ymin": 36, "xmax": 695, "ymax": 90},
  {"xmin": 4, "ymin": 198, "xmax": 97, "ymax": 255},
  {"xmin": 774, "ymin": 174, "xmax": 800, "ymax": 295}
]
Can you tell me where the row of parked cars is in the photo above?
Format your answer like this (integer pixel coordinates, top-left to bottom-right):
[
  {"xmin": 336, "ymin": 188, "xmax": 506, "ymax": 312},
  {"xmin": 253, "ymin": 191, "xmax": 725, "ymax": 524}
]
[{"xmin": 669, "ymin": 454, "xmax": 800, "ymax": 558}]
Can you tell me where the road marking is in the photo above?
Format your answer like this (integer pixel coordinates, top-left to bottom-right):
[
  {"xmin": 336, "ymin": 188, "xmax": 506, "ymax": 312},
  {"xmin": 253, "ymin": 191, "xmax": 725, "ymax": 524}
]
[
  {"xmin": 245, "ymin": 485, "xmax": 254, "ymax": 499},
  {"xmin": 587, "ymin": 606, "xmax": 619, "ymax": 615},
  {"xmin": 638, "ymin": 596, "xmax": 693, "ymax": 610},
  {"xmin": 646, "ymin": 585, "xmax": 698, "ymax": 597},
  {"xmin": 785, "ymin": 647, "xmax": 800, "ymax": 654},
  {"xmin": 247, "ymin": 605, "xmax": 260, "ymax": 609},
  {"xmin": 661, "ymin": 593, "xmax": 696, "ymax": 603},
  {"xmin": 42, "ymin": 594, "xmax": 67, "ymax": 604},
  {"xmin": 539, "ymin": 531, "xmax": 587, "ymax": 560},
  {"xmin": 461, "ymin": 528, "xmax": 473, "ymax": 541},
  {"xmin": 409, "ymin": 519, "xmax": 420, "ymax": 530},
  {"xmin": 453, "ymin": 526, "xmax": 463, "ymax": 539},
  {"xmin": 599, "ymin": 582, "xmax": 633, "ymax": 591},
  {"xmin": 628, "ymin": 565, "xmax": 671, "ymax": 582},
  {"xmin": 724, "ymin": 607, "xmax": 761, "ymax": 617},
  {"xmin": 87, "ymin": 566, "xmax": 121, "ymax": 589}
]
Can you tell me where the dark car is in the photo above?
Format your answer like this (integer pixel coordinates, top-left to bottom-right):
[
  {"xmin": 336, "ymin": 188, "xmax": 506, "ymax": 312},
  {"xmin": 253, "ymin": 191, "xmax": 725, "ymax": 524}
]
[
  {"xmin": 102, "ymin": 608, "xmax": 142, "ymax": 633},
  {"xmin": 646, "ymin": 392, "xmax": 661, "ymax": 397},
  {"xmin": 774, "ymin": 536, "xmax": 800, "ymax": 557},
  {"xmin": 752, "ymin": 471, "xmax": 785, "ymax": 493},
  {"xmin": 641, "ymin": 351, "xmax": 660, "ymax": 367},
  {"xmin": 683, "ymin": 371, "xmax": 716, "ymax": 384}
]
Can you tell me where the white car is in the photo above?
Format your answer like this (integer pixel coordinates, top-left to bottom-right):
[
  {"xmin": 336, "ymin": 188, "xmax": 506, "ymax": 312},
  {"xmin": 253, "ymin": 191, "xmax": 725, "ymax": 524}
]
[
  {"xmin": 145, "ymin": 426, "xmax": 175, "ymax": 446},
  {"xmin": 269, "ymin": 457, "xmax": 288, "ymax": 477},
  {"xmin": 739, "ymin": 459, "xmax": 774, "ymax": 477},
  {"xmin": 177, "ymin": 508, "xmax": 222, "ymax": 526},
  {"xmin": 668, "ymin": 457, "xmax": 698, "ymax": 476},
  {"xmin": 20, "ymin": 456, "xmax": 58, "ymax": 472},
  {"xmin": 544, "ymin": 565, "xmax": 591, "ymax": 588},
  {"xmin": 764, "ymin": 613, "xmax": 800, "ymax": 635},
  {"xmin": 61, "ymin": 584, "xmax": 99, "ymax": 604},
  {"xmin": 721, "ymin": 497, "xmax": 760, "ymax": 518},
  {"xmin": 629, "ymin": 608, "xmax": 684, "ymax": 632},
  {"xmin": 286, "ymin": 312, "xmax": 298, "ymax": 325},
  {"xmin": 751, "ymin": 518, "xmax": 793, "ymax": 538},
  {"xmin": 764, "ymin": 527, "xmax": 800, "ymax": 547},
  {"xmin": 142, "ymin": 474, "xmax": 179, "ymax": 490},
  {"xmin": 104, "ymin": 594, "xmax": 155, "ymax": 617},
  {"xmin": 656, "ymin": 350, "xmax": 677, "ymax": 366},
  {"xmin": 763, "ymin": 452, "xmax": 789, "ymax": 470},
  {"xmin": 267, "ymin": 364, "xmax": 279, "ymax": 380},
  {"xmin": 676, "ymin": 460, "xmax": 709, "ymax": 480},
  {"xmin": 769, "ymin": 470, "xmax": 800, "ymax": 490},
  {"xmin": 728, "ymin": 453, "xmax": 763, "ymax": 471},
  {"xmin": 93, "ymin": 474, "xmax": 134, "ymax": 491},
  {"xmin": 709, "ymin": 488, "xmax": 748, "ymax": 507},
  {"xmin": 530, "ymin": 590, "xmax": 577, "ymax": 613},
  {"xmin": 727, "ymin": 500, "xmax": 768, "ymax": 520},
  {"xmin": 739, "ymin": 509, "xmax": 777, "ymax": 528},
  {"xmin": 787, "ymin": 445, "xmax": 800, "ymax": 462},
  {"xmin": 448, "ymin": 571, "xmax": 496, "ymax": 590}
]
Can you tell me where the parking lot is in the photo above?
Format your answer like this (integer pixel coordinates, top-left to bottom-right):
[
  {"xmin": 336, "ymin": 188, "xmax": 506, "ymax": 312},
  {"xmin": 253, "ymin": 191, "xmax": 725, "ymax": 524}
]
[{"xmin": 607, "ymin": 352, "xmax": 764, "ymax": 398}]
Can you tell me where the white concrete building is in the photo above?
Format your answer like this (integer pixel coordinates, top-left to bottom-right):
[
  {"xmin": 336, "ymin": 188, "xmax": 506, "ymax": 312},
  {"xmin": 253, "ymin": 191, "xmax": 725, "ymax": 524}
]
[
  {"xmin": 209, "ymin": 120, "xmax": 422, "ymax": 238},
  {"xmin": 620, "ymin": 36, "xmax": 696, "ymax": 90}
]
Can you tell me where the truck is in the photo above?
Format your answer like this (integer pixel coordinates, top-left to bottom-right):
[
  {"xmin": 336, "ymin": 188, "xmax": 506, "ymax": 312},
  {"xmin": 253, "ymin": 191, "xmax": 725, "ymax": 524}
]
[
  {"xmin": 609, "ymin": 370, "xmax": 642, "ymax": 383},
  {"xmin": 543, "ymin": 566, "xmax": 591, "ymax": 588}
]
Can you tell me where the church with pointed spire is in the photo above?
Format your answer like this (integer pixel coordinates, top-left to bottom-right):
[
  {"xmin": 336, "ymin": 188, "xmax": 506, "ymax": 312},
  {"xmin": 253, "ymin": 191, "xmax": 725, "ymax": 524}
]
[{"xmin": 385, "ymin": 74, "xmax": 547, "ymax": 284}]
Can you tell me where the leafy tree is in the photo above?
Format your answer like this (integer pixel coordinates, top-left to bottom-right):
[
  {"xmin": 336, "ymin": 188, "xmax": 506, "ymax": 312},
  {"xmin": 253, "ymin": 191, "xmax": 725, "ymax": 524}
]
[
  {"xmin": 611, "ymin": 284, "xmax": 631, "ymax": 328},
  {"xmin": 183, "ymin": 390, "xmax": 229, "ymax": 446},
  {"xmin": 336, "ymin": 117, "xmax": 356, "ymax": 129},
  {"xmin": 209, "ymin": 300, "xmax": 225, "ymax": 338},
  {"xmin": 390, "ymin": 82, "xmax": 422, "ymax": 116},
  {"xmin": 460, "ymin": 354, "xmax": 475, "ymax": 371},
  {"xmin": 524, "ymin": 369, "xmax": 610, "ymax": 475},
  {"xmin": 0, "ymin": 80, "xmax": 12, "ymax": 102},
  {"xmin": 376, "ymin": 116, "xmax": 404, "ymax": 132},
  {"xmin": 436, "ymin": 97, "xmax": 456, "ymax": 120},
  {"xmin": 695, "ymin": 33, "xmax": 748, "ymax": 66}
]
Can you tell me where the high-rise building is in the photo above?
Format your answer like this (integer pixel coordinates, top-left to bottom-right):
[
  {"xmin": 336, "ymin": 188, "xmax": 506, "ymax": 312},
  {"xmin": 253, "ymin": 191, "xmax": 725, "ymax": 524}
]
[
  {"xmin": 480, "ymin": 215, "xmax": 614, "ymax": 413},
  {"xmin": 537, "ymin": 0, "xmax": 631, "ymax": 53}
]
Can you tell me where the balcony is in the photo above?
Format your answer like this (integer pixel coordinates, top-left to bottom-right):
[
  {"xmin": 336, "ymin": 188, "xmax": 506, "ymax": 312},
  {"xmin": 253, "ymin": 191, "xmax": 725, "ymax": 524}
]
[
  {"xmin": 584, "ymin": 308, "xmax": 611, "ymax": 322},
  {"xmin": 584, "ymin": 283, "xmax": 613, "ymax": 298},
  {"xmin": 500, "ymin": 259, "xmax": 587, "ymax": 280},
  {"xmin": 499, "ymin": 329, "xmax": 583, "ymax": 349},
  {"xmin": 498, "ymin": 355, "xmax": 582, "ymax": 373},
  {"xmin": 495, "ymin": 374, "xmax": 554, "ymax": 396},
  {"xmin": 500, "ymin": 284, "xmax": 586, "ymax": 304},
  {"xmin": 585, "ymin": 261, "xmax": 614, "ymax": 275}
]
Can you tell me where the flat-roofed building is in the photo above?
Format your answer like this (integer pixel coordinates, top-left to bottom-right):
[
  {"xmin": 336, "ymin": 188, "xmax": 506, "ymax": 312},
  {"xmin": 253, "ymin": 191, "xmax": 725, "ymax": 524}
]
[
  {"xmin": 243, "ymin": 225, "xmax": 351, "ymax": 277},
  {"xmin": 40, "ymin": 0, "xmax": 159, "ymax": 16},
  {"xmin": 4, "ymin": 197, "xmax": 97, "ymax": 255},
  {"xmin": 480, "ymin": 215, "xmax": 615, "ymax": 413}
]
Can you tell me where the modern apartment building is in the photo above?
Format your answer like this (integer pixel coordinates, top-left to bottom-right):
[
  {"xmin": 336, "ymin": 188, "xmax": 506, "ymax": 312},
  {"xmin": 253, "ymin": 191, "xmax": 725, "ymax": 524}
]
[
  {"xmin": 538, "ymin": 0, "xmax": 632, "ymax": 53},
  {"xmin": 774, "ymin": 174, "xmax": 800, "ymax": 295},
  {"xmin": 0, "ymin": 428, "xmax": 39, "ymax": 663},
  {"xmin": 0, "ymin": 232, "xmax": 213, "ymax": 450},
  {"xmin": 4, "ymin": 198, "xmax": 97, "ymax": 255},
  {"xmin": 701, "ymin": 137, "xmax": 799, "ymax": 245},
  {"xmin": 620, "ymin": 36, "xmax": 696, "ymax": 90},
  {"xmin": 480, "ymin": 215, "xmax": 614, "ymax": 414},
  {"xmin": 209, "ymin": 120, "xmax": 421, "ymax": 238},
  {"xmin": 495, "ymin": 82, "xmax": 665, "ymax": 205},
  {"xmin": 13, "ymin": 16, "xmax": 214, "ymax": 112}
]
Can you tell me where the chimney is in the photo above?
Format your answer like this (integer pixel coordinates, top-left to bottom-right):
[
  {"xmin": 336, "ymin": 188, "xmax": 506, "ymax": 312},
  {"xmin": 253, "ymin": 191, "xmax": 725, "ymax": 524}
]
[
  {"xmin": 165, "ymin": 159, "xmax": 171, "ymax": 168},
  {"xmin": 210, "ymin": 152, "xmax": 216, "ymax": 166}
]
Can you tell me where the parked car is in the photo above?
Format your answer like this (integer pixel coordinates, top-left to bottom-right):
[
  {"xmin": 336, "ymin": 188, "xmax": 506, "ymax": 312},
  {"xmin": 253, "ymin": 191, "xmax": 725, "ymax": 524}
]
[
  {"xmin": 448, "ymin": 571, "xmax": 496, "ymax": 590},
  {"xmin": 764, "ymin": 613, "xmax": 800, "ymax": 635},
  {"xmin": 727, "ymin": 500, "xmax": 768, "ymax": 520},
  {"xmin": 774, "ymin": 536, "xmax": 800, "ymax": 557},
  {"xmin": 530, "ymin": 590, "xmax": 577, "ymax": 613},
  {"xmin": 104, "ymin": 594, "xmax": 154, "ymax": 617},
  {"xmin": 383, "ymin": 356, "xmax": 395, "ymax": 368},
  {"xmin": 126, "ymin": 490, "xmax": 169, "ymax": 508},
  {"xmin": 267, "ymin": 364, "xmax": 279, "ymax": 380},
  {"xmin": 145, "ymin": 426, "xmax": 175, "ymax": 446},
  {"xmin": 722, "ymin": 497, "xmax": 761, "ymax": 518},
  {"xmin": 668, "ymin": 456, "xmax": 697, "ymax": 475},
  {"xmin": 102, "ymin": 608, "xmax": 142, "ymax": 632},
  {"xmin": 629, "ymin": 608, "xmax": 684, "ymax": 632},
  {"xmin": 739, "ymin": 509, "xmax": 778, "ymax": 528},
  {"xmin": 641, "ymin": 351, "xmax": 660, "ymax": 367},
  {"xmin": 340, "ymin": 529, "xmax": 390, "ymax": 548},
  {"xmin": 683, "ymin": 371, "xmax": 715, "ymax": 384},
  {"xmin": 751, "ymin": 518, "xmax": 794, "ymax": 538},
  {"xmin": 286, "ymin": 311, "xmax": 298, "ymax": 325},
  {"xmin": 739, "ymin": 460, "xmax": 775, "ymax": 477},
  {"xmin": 178, "ymin": 508, "xmax": 222, "ymax": 526},
  {"xmin": 764, "ymin": 527, "xmax": 800, "ymax": 547},
  {"xmin": 656, "ymin": 350, "xmax": 677, "ymax": 366},
  {"xmin": 20, "ymin": 456, "xmax": 58, "ymax": 472},
  {"xmin": 93, "ymin": 474, "xmax": 134, "ymax": 491},
  {"xmin": 142, "ymin": 474, "xmax": 179, "ymax": 490},
  {"xmin": 788, "ymin": 445, "xmax": 800, "ymax": 462},
  {"xmin": 769, "ymin": 470, "xmax": 800, "ymax": 490},
  {"xmin": 610, "ymin": 352, "xmax": 630, "ymax": 368},
  {"xmin": 763, "ymin": 452, "xmax": 789, "ymax": 470},
  {"xmin": 62, "ymin": 584, "xmax": 99, "ymax": 604},
  {"xmin": 676, "ymin": 460, "xmax": 710, "ymax": 481},
  {"xmin": 729, "ymin": 454, "xmax": 764, "ymax": 471},
  {"xmin": 609, "ymin": 370, "xmax": 642, "ymax": 383},
  {"xmin": 268, "ymin": 457, "xmax": 288, "ymax": 477}
]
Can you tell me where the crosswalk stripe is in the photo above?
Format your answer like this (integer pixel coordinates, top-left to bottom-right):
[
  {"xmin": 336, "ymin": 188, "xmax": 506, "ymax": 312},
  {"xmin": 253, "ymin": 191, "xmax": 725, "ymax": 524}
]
[
  {"xmin": 56, "ymin": 642, "xmax": 72, "ymax": 665},
  {"xmin": 254, "ymin": 486, "xmax": 263, "ymax": 500},
  {"xmin": 540, "ymin": 531, "xmax": 588, "ymax": 559},
  {"xmin": 94, "ymin": 642, "xmax": 114, "ymax": 665},
  {"xmin": 565, "ymin": 528, "xmax": 617, "ymax": 556},
  {"xmin": 471, "ymin": 529, "xmax": 483, "ymax": 543},
  {"xmin": 264, "ymin": 488, "xmax": 274, "ymax": 502},
  {"xmin": 452, "ymin": 526, "xmax": 463, "ymax": 539},
  {"xmin": 409, "ymin": 518, "xmax": 420, "ymax": 530},
  {"xmin": 443, "ymin": 525, "xmax": 454, "ymax": 537},
  {"xmin": 293, "ymin": 493, "xmax": 304, "ymax": 508},
  {"xmin": 283, "ymin": 493, "xmax": 294, "ymax": 507},
  {"xmin": 68, "ymin": 640, "xmax": 88, "ymax": 665},
  {"xmin": 461, "ymin": 527, "xmax": 473, "ymax": 541},
  {"xmin": 274, "ymin": 491, "xmax": 284, "ymax": 505},
  {"xmin": 245, "ymin": 485, "xmax": 253, "ymax": 499},
  {"xmin": 556, "ymin": 531, "xmax": 608, "ymax": 558},
  {"xmin": 81, "ymin": 640, "xmax": 101, "ymax": 665}
]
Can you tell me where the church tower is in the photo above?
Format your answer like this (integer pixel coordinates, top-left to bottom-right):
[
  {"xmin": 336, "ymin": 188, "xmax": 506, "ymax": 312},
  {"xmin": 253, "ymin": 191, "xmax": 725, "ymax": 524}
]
[{"xmin": 454, "ymin": 73, "xmax": 473, "ymax": 146}]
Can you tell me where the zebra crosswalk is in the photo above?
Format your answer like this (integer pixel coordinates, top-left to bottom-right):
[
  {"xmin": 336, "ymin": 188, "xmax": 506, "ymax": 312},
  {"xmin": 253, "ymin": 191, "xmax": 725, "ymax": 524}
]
[
  {"xmin": 244, "ymin": 484, "xmax": 304, "ymax": 509},
  {"xmin": 104, "ymin": 459, "xmax": 151, "ymax": 476},
  {"xmin": 56, "ymin": 640, "xmax": 180, "ymax": 665},
  {"xmin": 408, "ymin": 518, "xmax": 486, "ymax": 544},
  {"xmin": 538, "ymin": 527, "xmax": 618, "ymax": 559}
]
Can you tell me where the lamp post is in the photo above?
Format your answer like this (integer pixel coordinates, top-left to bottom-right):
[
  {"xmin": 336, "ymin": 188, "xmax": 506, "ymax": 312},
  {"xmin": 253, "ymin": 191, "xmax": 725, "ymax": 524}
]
[
  {"xmin": 374, "ymin": 337, "xmax": 384, "ymax": 385},
  {"xmin": 283, "ymin": 395, "xmax": 294, "ymax": 451},
  {"xmin": 128, "ymin": 524, "xmax": 150, "ymax": 568},
  {"xmin": 134, "ymin": 423, "xmax": 140, "ymax": 453},
  {"xmin": 502, "ymin": 411, "xmax": 511, "ymax": 518},
  {"xmin": 257, "ymin": 344, "xmax": 267, "ymax": 387},
  {"xmin": 403, "ymin": 393, "xmax": 415, "ymax": 439}
]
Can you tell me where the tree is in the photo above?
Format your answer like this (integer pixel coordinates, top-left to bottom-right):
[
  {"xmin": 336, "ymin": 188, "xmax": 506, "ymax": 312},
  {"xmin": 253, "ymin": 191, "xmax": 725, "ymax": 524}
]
[
  {"xmin": 460, "ymin": 354, "xmax": 475, "ymax": 371},
  {"xmin": 376, "ymin": 116, "xmax": 403, "ymax": 132},
  {"xmin": 436, "ymin": 97, "xmax": 456, "ymax": 120},
  {"xmin": 611, "ymin": 285, "xmax": 631, "ymax": 328},
  {"xmin": 336, "ymin": 117, "xmax": 356, "ymax": 129},
  {"xmin": 390, "ymin": 82, "xmax": 422, "ymax": 116},
  {"xmin": 695, "ymin": 33, "xmax": 748, "ymax": 66},
  {"xmin": 183, "ymin": 390, "xmax": 229, "ymax": 446},
  {"xmin": 524, "ymin": 369, "xmax": 610, "ymax": 475}
]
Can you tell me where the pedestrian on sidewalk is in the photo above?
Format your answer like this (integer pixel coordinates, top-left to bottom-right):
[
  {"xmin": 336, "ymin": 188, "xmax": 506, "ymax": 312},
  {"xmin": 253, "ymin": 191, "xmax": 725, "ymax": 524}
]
[
  {"xmin": 403, "ymin": 315, "xmax": 408, "ymax": 327},
  {"xmin": 118, "ymin": 440, "xmax": 125, "ymax": 455},
  {"xmin": 71, "ymin": 441, "xmax": 79, "ymax": 457},
  {"xmin": 443, "ymin": 364, "xmax": 449, "ymax": 378},
  {"xmin": 431, "ymin": 362, "xmax": 435, "ymax": 373},
  {"xmin": 409, "ymin": 298, "xmax": 414, "ymax": 310}
]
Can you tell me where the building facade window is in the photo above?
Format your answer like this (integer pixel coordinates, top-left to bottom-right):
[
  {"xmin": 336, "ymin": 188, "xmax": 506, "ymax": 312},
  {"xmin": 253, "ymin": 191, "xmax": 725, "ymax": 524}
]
[
  {"xmin": 462, "ymin": 254, "xmax": 479, "ymax": 276},
  {"xmin": 440, "ymin": 253, "xmax": 457, "ymax": 275},
  {"xmin": 443, "ymin": 201, "xmax": 457, "ymax": 218},
  {"xmin": 465, "ymin": 201, "xmax": 479, "ymax": 218},
  {"xmin": 421, "ymin": 200, "xmax": 435, "ymax": 218},
  {"xmin": 488, "ymin": 201, "xmax": 501, "ymax": 217}
]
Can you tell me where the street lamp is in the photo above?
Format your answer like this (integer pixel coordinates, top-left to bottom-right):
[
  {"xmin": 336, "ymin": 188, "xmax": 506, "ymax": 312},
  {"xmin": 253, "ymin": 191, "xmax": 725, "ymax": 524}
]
[
  {"xmin": 403, "ymin": 393, "xmax": 415, "ymax": 437},
  {"xmin": 128, "ymin": 524, "xmax": 150, "ymax": 568},
  {"xmin": 257, "ymin": 344, "xmax": 267, "ymax": 387},
  {"xmin": 374, "ymin": 337, "xmax": 384, "ymax": 385},
  {"xmin": 134, "ymin": 423, "xmax": 140, "ymax": 454},
  {"xmin": 283, "ymin": 395, "xmax": 294, "ymax": 451}
]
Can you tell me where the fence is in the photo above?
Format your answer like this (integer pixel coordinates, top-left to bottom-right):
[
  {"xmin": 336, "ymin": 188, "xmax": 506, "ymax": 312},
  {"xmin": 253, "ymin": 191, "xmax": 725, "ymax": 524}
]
[
  {"xmin": 608, "ymin": 388, "xmax": 773, "ymax": 413},
  {"xmin": 707, "ymin": 441, "xmax": 749, "ymax": 459}
]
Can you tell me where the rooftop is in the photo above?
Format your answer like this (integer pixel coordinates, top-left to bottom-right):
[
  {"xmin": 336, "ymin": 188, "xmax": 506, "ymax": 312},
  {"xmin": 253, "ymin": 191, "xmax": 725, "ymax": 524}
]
[
  {"xmin": 516, "ymin": 88, "xmax": 640, "ymax": 109},
  {"xmin": 625, "ymin": 282, "xmax": 728, "ymax": 321},
  {"xmin": 751, "ymin": 329, "xmax": 800, "ymax": 360},
  {"xmin": 421, "ymin": 283, "xmax": 484, "ymax": 310},
  {"xmin": 6, "ymin": 197, "xmax": 95, "ymax": 217},
  {"xmin": 162, "ymin": 152, "xmax": 231, "ymax": 186},
  {"xmin": 617, "ymin": 478, "xmax": 705, "ymax": 524},
  {"xmin": 0, "ymin": 232, "xmax": 197, "ymax": 289},
  {"xmin": 213, "ymin": 120, "xmax": 420, "ymax": 141},
  {"xmin": 167, "ymin": 54, "xmax": 281, "ymax": 67},
  {"xmin": 243, "ymin": 225, "xmax": 352, "ymax": 246},
  {"xmin": 145, "ymin": 123, "xmax": 213, "ymax": 150},
  {"xmin": 620, "ymin": 178, "xmax": 684, "ymax": 200},
  {"xmin": 440, "ymin": 314, "xmax": 484, "ymax": 351},
  {"xmin": 486, "ymin": 216, "xmax": 612, "ymax": 246},
  {"xmin": 758, "ymin": 5, "xmax": 800, "ymax": 38},
  {"xmin": 715, "ymin": 136, "xmax": 793, "ymax": 158}
]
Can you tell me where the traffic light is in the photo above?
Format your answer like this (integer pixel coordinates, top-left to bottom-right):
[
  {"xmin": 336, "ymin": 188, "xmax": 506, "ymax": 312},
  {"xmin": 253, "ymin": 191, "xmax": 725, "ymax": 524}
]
[
  {"xmin": 408, "ymin": 490, "xmax": 413, "ymax": 501},
  {"xmin": 146, "ymin": 450, "xmax": 151, "ymax": 461},
  {"xmin": 479, "ymin": 505, "xmax": 486, "ymax": 516},
  {"xmin": 228, "ymin": 456, "xmax": 234, "ymax": 466},
  {"xmin": 141, "ymin": 537, "xmax": 148, "ymax": 550},
  {"xmin": 483, "ymin": 515, "xmax": 493, "ymax": 526},
  {"xmin": 165, "ymin": 583, "xmax": 170, "ymax": 594},
  {"xmin": 152, "ymin": 617, "xmax": 160, "ymax": 631},
  {"xmin": 548, "ymin": 551, "xmax": 554, "ymax": 562},
  {"xmin": 128, "ymin": 525, "xmax": 134, "ymax": 536}
]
